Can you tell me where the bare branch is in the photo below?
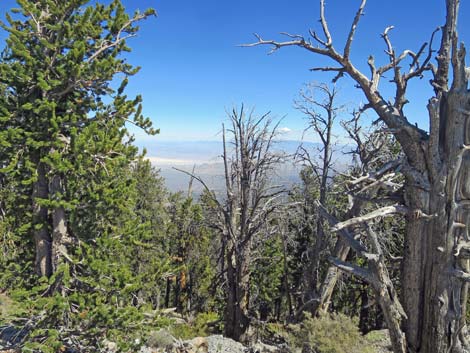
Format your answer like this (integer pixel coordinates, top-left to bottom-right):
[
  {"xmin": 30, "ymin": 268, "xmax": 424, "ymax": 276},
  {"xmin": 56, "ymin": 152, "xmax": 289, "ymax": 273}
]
[
  {"xmin": 319, "ymin": 0, "xmax": 333, "ymax": 47},
  {"xmin": 343, "ymin": 0, "xmax": 367, "ymax": 59},
  {"xmin": 331, "ymin": 204, "xmax": 408, "ymax": 232},
  {"xmin": 348, "ymin": 159, "xmax": 402, "ymax": 186},
  {"xmin": 28, "ymin": 10, "xmax": 42, "ymax": 35},
  {"xmin": 329, "ymin": 257, "xmax": 376, "ymax": 284},
  {"xmin": 241, "ymin": 33, "xmax": 329, "ymax": 56},
  {"xmin": 404, "ymin": 27, "xmax": 440, "ymax": 81},
  {"xmin": 309, "ymin": 29, "xmax": 328, "ymax": 47},
  {"xmin": 242, "ymin": 4, "xmax": 429, "ymax": 170},
  {"xmin": 315, "ymin": 201, "xmax": 369, "ymax": 256},
  {"xmin": 310, "ymin": 66, "xmax": 344, "ymax": 72}
]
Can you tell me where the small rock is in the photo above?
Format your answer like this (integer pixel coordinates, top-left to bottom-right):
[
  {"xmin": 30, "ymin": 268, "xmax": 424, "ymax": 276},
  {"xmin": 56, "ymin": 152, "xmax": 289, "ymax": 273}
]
[
  {"xmin": 250, "ymin": 341, "xmax": 283, "ymax": 353},
  {"xmin": 138, "ymin": 346, "xmax": 159, "ymax": 353},
  {"xmin": 188, "ymin": 337, "xmax": 208, "ymax": 353},
  {"xmin": 205, "ymin": 335, "xmax": 246, "ymax": 353},
  {"xmin": 102, "ymin": 339, "xmax": 118, "ymax": 353}
]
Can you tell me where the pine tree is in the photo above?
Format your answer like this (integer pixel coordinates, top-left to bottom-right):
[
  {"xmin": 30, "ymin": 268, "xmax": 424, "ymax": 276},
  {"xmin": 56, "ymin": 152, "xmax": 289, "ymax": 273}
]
[
  {"xmin": 0, "ymin": 0, "xmax": 156, "ymax": 278},
  {"xmin": 0, "ymin": 1, "xmax": 166, "ymax": 351},
  {"xmin": 165, "ymin": 191, "xmax": 216, "ymax": 314}
]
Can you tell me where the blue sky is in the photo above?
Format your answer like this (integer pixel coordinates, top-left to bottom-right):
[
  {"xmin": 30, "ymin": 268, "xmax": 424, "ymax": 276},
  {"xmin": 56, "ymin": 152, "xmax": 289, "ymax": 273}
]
[{"xmin": 1, "ymin": 0, "xmax": 470, "ymax": 148}]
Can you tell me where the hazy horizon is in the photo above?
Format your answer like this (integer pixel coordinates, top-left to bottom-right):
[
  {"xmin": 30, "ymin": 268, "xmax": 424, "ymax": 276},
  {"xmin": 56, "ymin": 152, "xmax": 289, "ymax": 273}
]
[{"xmin": 145, "ymin": 140, "xmax": 353, "ymax": 192}]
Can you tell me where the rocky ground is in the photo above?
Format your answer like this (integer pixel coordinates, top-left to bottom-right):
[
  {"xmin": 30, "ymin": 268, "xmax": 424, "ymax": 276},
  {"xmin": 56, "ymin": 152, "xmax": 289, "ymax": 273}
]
[
  {"xmin": 1, "ymin": 326, "xmax": 392, "ymax": 353},
  {"xmin": 137, "ymin": 330, "xmax": 285, "ymax": 353},
  {"xmin": 135, "ymin": 329, "xmax": 391, "ymax": 353}
]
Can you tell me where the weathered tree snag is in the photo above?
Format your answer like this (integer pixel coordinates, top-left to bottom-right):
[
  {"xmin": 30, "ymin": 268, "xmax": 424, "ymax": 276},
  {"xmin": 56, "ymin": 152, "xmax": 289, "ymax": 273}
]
[
  {"xmin": 225, "ymin": 247, "xmax": 237, "ymax": 338},
  {"xmin": 294, "ymin": 84, "xmax": 341, "ymax": 314},
  {"xmin": 365, "ymin": 227, "xmax": 407, "ymax": 353},
  {"xmin": 315, "ymin": 201, "xmax": 363, "ymax": 316},
  {"xmin": 178, "ymin": 107, "xmax": 285, "ymax": 342},
  {"xmin": 419, "ymin": 74, "xmax": 470, "ymax": 353},
  {"xmin": 32, "ymin": 155, "xmax": 52, "ymax": 277},
  {"xmin": 398, "ymin": 185, "xmax": 429, "ymax": 351},
  {"xmin": 244, "ymin": 0, "xmax": 470, "ymax": 351}
]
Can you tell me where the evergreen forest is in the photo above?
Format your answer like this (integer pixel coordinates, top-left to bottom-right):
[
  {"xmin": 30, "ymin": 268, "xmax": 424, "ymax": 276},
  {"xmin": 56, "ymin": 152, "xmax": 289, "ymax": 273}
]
[{"xmin": 1, "ymin": 1, "xmax": 470, "ymax": 353}]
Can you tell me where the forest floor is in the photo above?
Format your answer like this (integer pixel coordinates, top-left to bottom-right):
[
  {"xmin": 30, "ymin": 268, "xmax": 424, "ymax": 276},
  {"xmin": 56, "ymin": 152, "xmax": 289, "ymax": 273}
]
[
  {"xmin": 364, "ymin": 330, "xmax": 393, "ymax": 353},
  {"xmin": 138, "ymin": 328, "xmax": 393, "ymax": 353},
  {"xmin": 0, "ymin": 297, "xmax": 393, "ymax": 353},
  {"xmin": 0, "ymin": 326, "xmax": 393, "ymax": 353}
]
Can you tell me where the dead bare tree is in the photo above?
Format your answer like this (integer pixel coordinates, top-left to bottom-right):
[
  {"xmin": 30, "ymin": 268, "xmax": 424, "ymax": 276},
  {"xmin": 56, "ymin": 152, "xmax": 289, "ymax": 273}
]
[
  {"xmin": 321, "ymin": 118, "xmax": 406, "ymax": 350},
  {"xmin": 243, "ymin": 1, "xmax": 470, "ymax": 352},
  {"xmin": 178, "ymin": 106, "xmax": 285, "ymax": 341},
  {"xmin": 293, "ymin": 83, "xmax": 342, "ymax": 314},
  {"xmin": 312, "ymin": 113, "xmax": 403, "ymax": 318}
]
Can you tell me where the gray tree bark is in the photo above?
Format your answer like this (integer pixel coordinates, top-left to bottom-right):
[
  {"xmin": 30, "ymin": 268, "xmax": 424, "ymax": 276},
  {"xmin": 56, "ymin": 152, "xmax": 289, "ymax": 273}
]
[
  {"xmin": 32, "ymin": 154, "xmax": 52, "ymax": 277},
  {"xmin": 50, "ymin": 174, "xmax": 69, "ymax": 273}
]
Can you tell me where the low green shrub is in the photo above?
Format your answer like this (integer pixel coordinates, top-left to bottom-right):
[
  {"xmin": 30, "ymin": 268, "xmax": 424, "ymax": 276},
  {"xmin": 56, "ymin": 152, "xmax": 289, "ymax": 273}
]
[
  {"xmin": 170, "ymin": 312, "xmax": 220, "ymax": 339},
  {"xmin": 288, "ymin": 313, "xmax": 375, "ymax": 353},
  {"xmin": 146, "ymin": 328, "xmax": 177, "ymax": 349}
]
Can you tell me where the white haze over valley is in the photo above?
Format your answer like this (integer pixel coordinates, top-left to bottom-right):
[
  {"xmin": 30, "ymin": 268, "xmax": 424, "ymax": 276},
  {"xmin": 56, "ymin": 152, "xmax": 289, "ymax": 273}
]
[{"xmin": 144, "ymin": 140, "xmax": 353, "ymax": 193}]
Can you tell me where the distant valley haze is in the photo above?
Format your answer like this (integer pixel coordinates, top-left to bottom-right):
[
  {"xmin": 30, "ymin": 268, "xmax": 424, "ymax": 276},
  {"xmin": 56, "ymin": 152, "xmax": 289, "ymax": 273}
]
[{"xmin": 141, "ymin": 140, "xmax": 353, "ymax": 193}]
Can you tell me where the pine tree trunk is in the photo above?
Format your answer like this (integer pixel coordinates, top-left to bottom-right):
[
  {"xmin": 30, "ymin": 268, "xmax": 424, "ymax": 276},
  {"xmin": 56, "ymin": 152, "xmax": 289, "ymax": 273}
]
[
  {"xmin": 236, "ymin": 247, "xmax": 250, "ymax": 340},
  {"xmin": 224, "ymin": 247, "xmax": 250, "ymax": 342},
  {"xmin": 50, "ymin": 175, "xmax": 68, "ymax": 273},
  {"xmin": 32, "ymin": 155, "xmax": 52, "ymax": 277},
  {"xmin": 224, "ymin": 248, "xmax": 240, "ymax": 340}
]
